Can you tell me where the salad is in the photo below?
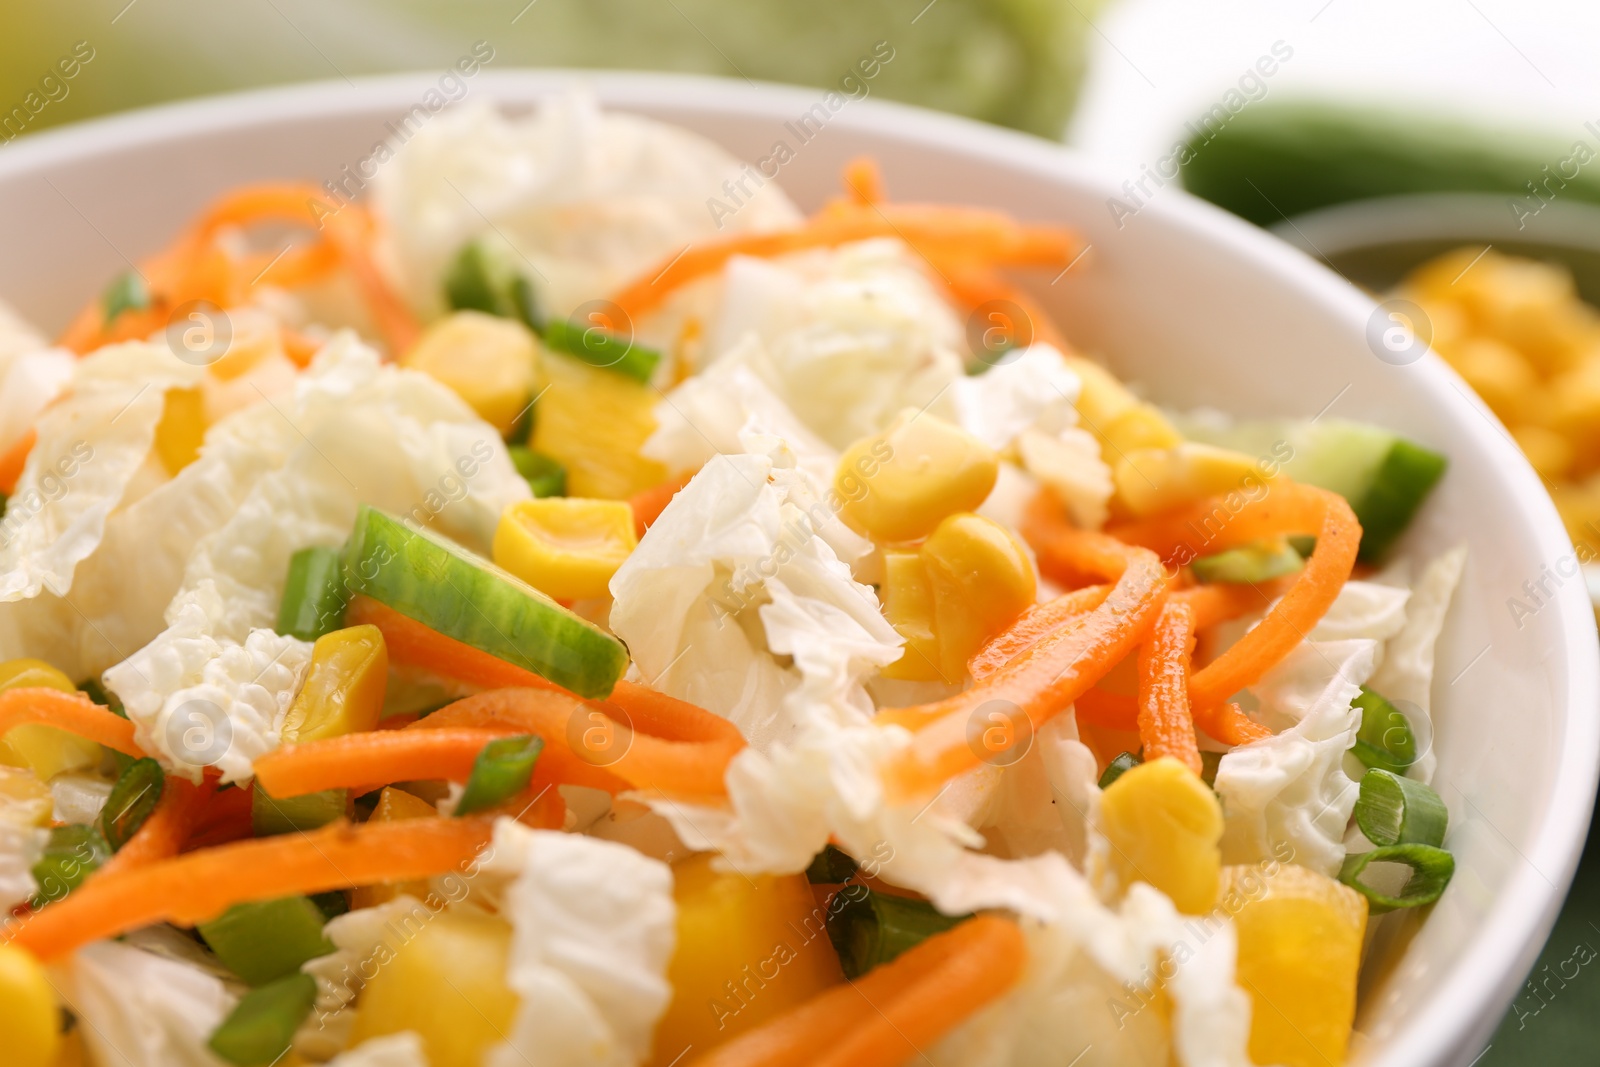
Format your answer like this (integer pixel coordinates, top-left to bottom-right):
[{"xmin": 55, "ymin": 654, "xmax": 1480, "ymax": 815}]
[{"xmin": 0, "ymin": 93, "xmax": 1465, "ymax": 1067}]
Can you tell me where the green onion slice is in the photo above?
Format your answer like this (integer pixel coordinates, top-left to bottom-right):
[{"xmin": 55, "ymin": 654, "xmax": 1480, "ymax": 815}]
[
  {"xmin": 455, "ymin": 734, "xmax": 544, "ymax": 817},
  {"xmin": 78, "ymin": 677, "xmax": 127, "ymax": 719},
  {"xmin": 444, "ymin": 238, "xmax": 542, "ymax": 331},
  {"xmin": 102, "ymin": 271, "xmax": 150, "ymax": 324},
  {"xmin": 805, "ymin": 844, "xmax": 858, "ymax": 885},
  {"xmin": 508, "ymin": 445, "xmax": 567, "ymax": 498},
  {"xmin": 1200, "ymin": 750, "xmax": 1222, "ymax": 788},
  {"xmin": 542, "ymin": 319, "xmax": 660, "ymax": 384},
  {"xmin": 1354, "ymin": 768, "xmax": 1448, "ymax": 848},
  {"xmin": 274, "ymin": 545, "xmax": 351, "ymax": 643},
  {"xmin": 30, "ymin": 825, "xmax": 110, "ymax": 908},
  {"xmin": 198, "ymin": 896, "xmax": 335, "ymax": 987},
  {"xmin": 208, "ymin": 972, "xmax": 318, "ymax": 1066},
  {"xmin": 252, "ymin": 784, "xmax": 347, "ymax": 837},
  {"xmin": 827, "ymin": 888, "xmax": 970, "ymax": 980},
  {"xmin": 1098, "ymin": 751, "xmax": 1142, "ymax": 790},
  {"xmin": 100, "ymin": 757, "xmax": 165, "ymax": 852},
  {"xmin": 1351, "ymin": 686, "xmax": 1417, "ymax": 774},
  {"xmin": 1338, "ymin": 843, "xmax": 1455, "ymax": 913}
]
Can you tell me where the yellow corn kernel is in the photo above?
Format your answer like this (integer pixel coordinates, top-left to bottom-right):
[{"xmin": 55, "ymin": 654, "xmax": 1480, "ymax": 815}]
[
  {"xmin": 493, "ymin": 497, "xmax": 638, "ymax": 600},
  {"xmin": 1113, "ymin": 442, "xmax": 1272, "ymax": 519},
  {"xmin": 348, "ymin": 909, "xmax": 519, "ymax": 1067},
  {"xmin": 922, "ymin": 513, "xmax": 1036, "ymax": 681},
  {"xmin": 533, "ymin": 351, "xmax": 666, "ymax": 499},
  {"xmin": 154, "ymin": 386, "xmax": 207, "ymax": 476},
  {"xmin": 350, "ymin": 786, "xmax": 437, "ymax": 909},
  {"xmin": 880, "ymin": 550, "xmax": 942, "ymax": 681},
  {"xmin": 836, "ymin": 411, "xmax": 998, "ymax": 544},
  {"xmin": 1060, "ymin": 353, "xmax": 1140, "ymax": 429},
  {"xmin": 1099, "ymin": 757, "xmax": 1223, "ymax": 914},
  {"xmin": 0, "ymin": 943, "xmax": 61, "ymax": 1067},
  {"xmin": 1223, "ymin": 862, "xmax": 1367, "ymax": 1067},
  {"xmin": 651, "ymin": 853, "xmax": 842, "ymax": 1066},
  {"xmin": 0, "ymin": 660, "xmax": 101, "ymax": 780},
  {"xmin": 1100, "ymin": 402, "xmax": 1184, "ymax": 456},
  {"xmin": 280, "ymin": 625, "xmax": 388, "ymax": 744},
  {"xmin": 1512, "ymin": 423, "xmax": 1574, "ymax": 481},
  {"xmin": 0, "ymin": 766, "xmax": 53, "ymax": 828},
  {"xmin": 1441, "ymin": 337, "xmax": 1537, "ymax": 424},
  {"xmin": 403, "ymin": 311, "xmax": 537, "ymax": 434}
]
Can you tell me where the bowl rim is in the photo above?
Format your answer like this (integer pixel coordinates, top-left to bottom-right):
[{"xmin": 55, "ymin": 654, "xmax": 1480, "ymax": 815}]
[
  {"xmin": 1270, "ymin": 191, "xmax": 1600, "ymax": 259},
  {"xmin": 3, "ymin": 69, "xmax": 1597, "ymax": 1067}
]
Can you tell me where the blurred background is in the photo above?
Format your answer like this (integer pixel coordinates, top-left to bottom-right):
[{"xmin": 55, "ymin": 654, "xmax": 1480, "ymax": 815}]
[{"xmin": 5, "ymin": 0, "xmax": 1599, "ymax": 1060}]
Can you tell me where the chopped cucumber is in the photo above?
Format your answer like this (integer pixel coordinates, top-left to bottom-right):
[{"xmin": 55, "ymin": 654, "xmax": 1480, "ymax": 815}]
[
  {"xmin": 508, "ymin": 445, "xmax": 567, "ymax": 498},
  {"xmin": 198, "ymin": 896, "xmax": 335, "ymax": 986},
  {"xmin": 208, "ymin": 973, "xmax": 318, "ymax": 1066},
  {"xmin": 1190, "ymin": 538, "xmax": 1305, "ymax": 584},
  {"xmin": 1175, "ymin": 416, "xmax": 1446, "ymax": 563},
  {"xmin": 342, "ymin": 505, "xmax": 628, "ymax": 699},
  {"xmin": 275, "ymin": 546, "xmax": 351, "ymax": 643}
]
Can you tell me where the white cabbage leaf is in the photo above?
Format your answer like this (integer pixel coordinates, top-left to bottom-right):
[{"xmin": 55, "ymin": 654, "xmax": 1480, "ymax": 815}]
[
  {"xmin": 327, "ymin": 1034, "xmax": 430, "ymax": 1067},
  {"xmin": 948, "ymin": 344, "xmax": 1081, "ymax": 451},
  {"xmin": 476, "ymin": 819, "xmax": 676, "ymax": 1067},
  {"xmin": 50, "ymin": 772, "xmax": 113, "ymax": 825},
  {"xmin": 1016, "ymin": 426, "xmax": 1114, "ymax": 530},
  {"xmin": 298, "ymin": 894, "xmax": 438, "ymax": 1060},
  {"xmin": 59, "ymin": 939, "xmax": 238, "ymax": 1067},
  {"xmin": 0, "ymin": 347, "xmax": 74, "ymax": 455},
  {"xmin": 375, "ymin": 93, "xmax": 799, "ymax": 321},
  {"xmin": 610, "ymin": 444, "xmax": 900, "ymax": 751},
  {"xmin": 0, "ymin": 820, "xmax": 46, "ymax": 911}
]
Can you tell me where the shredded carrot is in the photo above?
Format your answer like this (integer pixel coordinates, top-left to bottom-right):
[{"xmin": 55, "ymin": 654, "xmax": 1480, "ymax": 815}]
[
  {"xmin": 1136, "ymin": 600, "xmax": 1202, "ymax": 774},
  {"xmin": 968, "ymin": 584, "xmax": 1111, "ymax": 681},
  {"xmin": 628, "ymin": 473, "xmax": 694, "ymax": 539},
  {"xmin": 7, "ymin": 817, "xmax": 493, "ymax": 961},
  {"xmin": 183, "ymin": 778, "xmax": 256, "ymax": 851},
  {"xmin": 1109, "ymin": 481, "xmax": 1360, "ymax": 710},
  {"xmin": 0, "ymin": 688, "xmax": 143, "ymax": 757},
  {"xmin": 254, "ymin": 729, "xmax": 517, "ymax": 798},
  {"xmin": 842, "ymin": 157, "xmax": 885, "ymax": 206},
  {"xmin": 1074, "ymin": 686, "xmax": 1138, "ymax": 729},
  {"xmin": 1174, "ymin": 577, "xmax": 1295, "ymax": 630},
  {"xmin": 1197, "ymin": 701, "xmax": 1272, "ymax": 746},
  {"xmin": 935, "ymin": 263, "xmax": 1071, "ymax": 351},
  {"xmin": 689, "ymin": 915, "xmax": 1026, "ymax": 1067},
  {"xmin": 95, "ymin": 777, "xmax": 214, "ymax": 879},
  {"xmin": 0, "ymin": 427, "xmax": 37, "ymax": 495}
]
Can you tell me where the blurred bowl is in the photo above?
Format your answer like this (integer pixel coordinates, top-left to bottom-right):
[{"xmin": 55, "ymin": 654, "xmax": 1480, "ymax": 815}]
[{"xmin": 0, "ymin": 71, "xmax": 1593, "ymax": 1067}]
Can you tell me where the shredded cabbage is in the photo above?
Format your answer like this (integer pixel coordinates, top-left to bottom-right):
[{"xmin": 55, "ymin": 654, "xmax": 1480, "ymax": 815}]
[
  {"xmin": 326, "ymin": 1034, "xmax": 430, "ymax": 1067},
  {"xmin": 1369, "ymin": 545, "xmax": 1467, "ymax": 785},
  {"xmin": 60, "ymin": 939, "xmax": 238, "ymax": 1067}
]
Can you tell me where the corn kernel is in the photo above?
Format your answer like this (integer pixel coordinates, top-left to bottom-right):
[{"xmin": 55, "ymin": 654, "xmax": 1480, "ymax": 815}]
[
  {"xmin": 1512, "ymin": 423, "xmax": 1574, "ymax": 481},
  {"xmin": 836, "ymin": 411, "xmax": 998, "ymax": 544},
  {"xmin": 880, "ymin": 550, "xmax": 943, "ymax": 682},
  {"xmin": 403, "ymin": 311, "xmax": 537, "ymax": 434},
  {"xmin": 0, "ymin": 943, "xmax": 61, "ymax": 1067},
  {"xmin": 348, "ymin": 909, "xmax": 519, "ymax": 1067},
  {"xmin": 280, "ymin": 625, "xmax": 388, "ymax": 744},
  {"xmin": 0, "ymin": 660, "xmax": 101, "ymax": 780},
  {"xmin": 153, "ymin": 387, "xmax": 207, "ymax": 476},
  {"xmin": 533, "ymin": 351, "xmax": 666, "ymax": 499},
  {"xmin": 1100, "ymin": 402, "xmax": 1184, "ymax": 455},
  {"xmin": 350, "ymin": 786, "xmax": 437, "ymax": 909},
  {"xmin": 922, "ymin": 513, "xmax": 1036, "ymax": 681},
  {"xmin": 1113, "ymin": 442, "xmax": 1272, "ymax": 518},
  {"xmin": 1223, "ymin": 862, "xmax": 1367, "ymax": 1067},
  {"xmin": 1099, "ymin": 757, "xmax": 1222, "ymax": 914},
  {"xmin": 1060, "ymin": 354, "xmax": 1139, "ymax": 428},
  {"xmin": 493, "ymin": 497, "xmax": 638, "ymax": 600},
  {"xmin": 1441, "ymin": 337, "xmax": 1537, "ymax": 424},
  {"xmin": 0, "ymin": 766, "xmax": 53, "ymax": 827},
  {"xmin": 651, "ymin": 852, "xmax": 842, "ymax": 1065}
]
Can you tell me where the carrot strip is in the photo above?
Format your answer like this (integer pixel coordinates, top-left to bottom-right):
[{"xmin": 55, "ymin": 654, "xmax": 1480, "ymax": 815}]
[
  {"xmin": 1197, "ymin": 702, "xmax": 1272, "ymax": 746},
  {"xmin": 628, "ymin": 473, "xmax": 694, "ymax": 539},
  {"xmin": 1174, "ymin": 578, "xmax": 1294, "ymax": 631},
  {"xmin": 934, "ymin": 263, "xmax": 1071, "ymax": 351},
  {"xmin": 968, "ymin": 584, "xmax": 1111, "ymax": 682},
  {"xmin": 184, "ymin": 779, "xmax": 256, "ymax": 851},
  {"xmin": 0, "ymin": 689, "xmax": 143, "ymax": 756},
  {"xmin": 7, "ymin": 818, "xmax": 493, "ymax": 961},
  {"xmin": 842, "ymin": 158, "xmax": 885, "ymax": 206},
  {"xmin": 1075, "ymin": 687, "xmax": 1137, "ymax": 729},
  {"xmin": 876, "ymin": 530, "xmax": 1168, "ymax": 800},
  {"xmin": 95, "ymin": 777, "xmax": 214, "ymax": 879},
  {"xmin": 1109, "ymin": 482, "xmax": 1360, "ymax": 709},
  {"xmin": 0, "ymin": 427, "xmax": 37, "ymax": 495},
  {"xmin": 1136, "ymin": 600, "xmax": 1202, "ymax": 774},
  {"xmin": 689, "ymin": 915, "xmax": 1026, "ymax": 1067},
  {"xmin": 254, "ymin": 729, "xmax": 512, "ymax": 798}
]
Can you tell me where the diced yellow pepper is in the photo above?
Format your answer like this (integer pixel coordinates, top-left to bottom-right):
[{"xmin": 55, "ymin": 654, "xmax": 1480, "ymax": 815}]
[
  {"xmin": 836, "ymin": 411, "xmax": 998, "ymax": 544},
  {"xmin": 279, "ymin": 625, "xmax": 388, "ymax": 744},
  {"xmin": 348, "ymin": 909, "xmax": 519, "ymax": 1067},
  {"xmin": 350, "ymin": 786, "xmax": 437, "ymax": 909},
  {"xmin": 651, "ymin": 852, "xmax": 842, "ymax": 1066},
  {"xmin": 880, "ymin": 550, "xmax": 942, "ymax": 681},
  {"xmin": 0, "ymin": 942, "xmax": 61, "ymax": 1067},
  {"xmin": 0, "ymin": 766, "xmax": 53, "ymax": 828},
  {"xmin": 402, "ymin": 311, "xmax": 537, "ymax": 435},
  {"xmin": 1222, "ymin": 862, "xmax": 1367, "ymax": 1067},
  {"xmin": 1099, "ymin": 757, "xmax": 1222, "ymax": 914},
  {"xmin": 492, "ymin": 497, "xmax": 638, "ymax": 600},
  {"xmin": 879, "ymin": 515, "xmax": 1035, "ymax": 683},
  {"xmin": 1113, "ymin": 442, "xmax": 1273, "ymax": 519},
  {"xmin": 154, "ymin": 386, "xmax": 207, "ymax": 476},
  {"xmin": 533, "ymin": 351, "xmax": 667, "ymax": 499},
  {"xmin": 0, "ymin": 660, "xmax": 102, "ymax": 780}
]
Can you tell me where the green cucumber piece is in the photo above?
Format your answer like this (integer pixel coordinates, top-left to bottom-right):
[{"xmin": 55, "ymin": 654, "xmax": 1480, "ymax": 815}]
[
  {"xmin": 508, "ymin": 445, "xmax": 567, "ymax": 497},
  {"xmin": 1175, "ymin": 416, "xmax": 1446, "ymax": 563},
  {"xmin": 275, "ymin": 546, "xmax": 351, "ymax": 642},
  {"xmin": 208, "ymin": 973, "xmax": 318, "ymax": 1066},
  {"xmin": 1190, "ymin": 538, "xmax": 1305, "ymax": 584},
  {"xmin": 342, "ymin": 505, "xmax": 628, "ymax": 699},
  {"xmin": 252, "ymin": 784, "xmax": 347, "ymax": 836},
  {"xmin": 198, "ymin": 896, "xmax": 335, "ymax": 986}
]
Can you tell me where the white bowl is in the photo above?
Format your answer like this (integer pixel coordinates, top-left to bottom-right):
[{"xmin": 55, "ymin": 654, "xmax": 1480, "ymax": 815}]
[{"xmin": 0, "ymin": 71, "xmax": 1593, "ymax": 1067}]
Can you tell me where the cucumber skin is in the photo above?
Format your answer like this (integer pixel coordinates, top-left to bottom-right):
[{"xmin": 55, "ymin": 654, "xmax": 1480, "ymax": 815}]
[
  {"xmin": 1190, "ymin": 541, "xmax": 1304, "ymax": 584},
  {"xmin": 1180, "ymin": 100, "xmax": 1600, "ymax": 227},
  {"xmin": 342, "ymin": 506, "xmax": 628, "ymax": 700},
  {"xmin": 1351, "ymin": 441, "xmax": 1448, "ymax": 564}
]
